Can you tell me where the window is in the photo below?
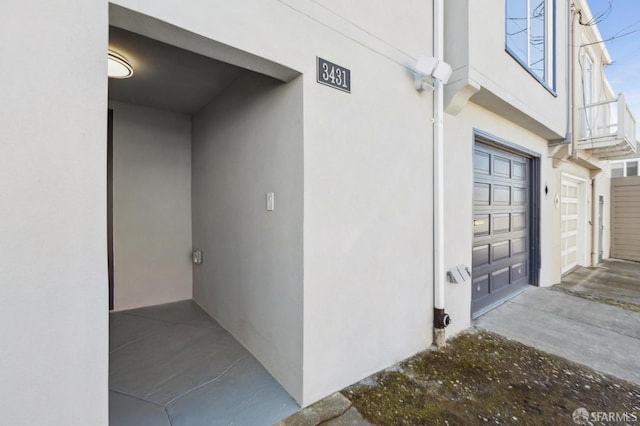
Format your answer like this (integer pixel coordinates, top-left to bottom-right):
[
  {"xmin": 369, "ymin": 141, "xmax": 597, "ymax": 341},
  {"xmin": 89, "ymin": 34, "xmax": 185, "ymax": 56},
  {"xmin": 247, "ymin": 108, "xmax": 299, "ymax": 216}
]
[
  {"xmin": 611, "ymin": 162, "xmax": 624, "ymax": 178},
  {"xmin": 505, "ymin": 0, "xmax": 555, "ymax": 90},
  {"xmin": 611, "ymin": 160, "xmax": 640, "ymax": 178}
]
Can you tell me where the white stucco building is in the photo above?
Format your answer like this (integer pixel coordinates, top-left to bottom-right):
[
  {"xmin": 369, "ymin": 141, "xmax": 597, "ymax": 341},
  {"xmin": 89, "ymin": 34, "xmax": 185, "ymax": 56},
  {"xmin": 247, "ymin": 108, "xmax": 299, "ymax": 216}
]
[
  {"xmin": 3, "ymin": 1, "xmax": 438, "ymax": 422},
  {"xmin": 441, "ymin": 0, "xmax": 568, "ymax": 325},
  {"xmin": 0, "ymin": 0, "xmax": 636, "ymax": 424},
  {"xmin": 441, "ymin": 0, "xmax": 635, "ymax": 330}
]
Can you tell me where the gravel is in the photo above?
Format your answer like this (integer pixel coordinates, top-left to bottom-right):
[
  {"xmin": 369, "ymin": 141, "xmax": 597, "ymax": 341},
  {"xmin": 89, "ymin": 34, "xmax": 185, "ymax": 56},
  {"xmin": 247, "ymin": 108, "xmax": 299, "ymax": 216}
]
[{"xmin": 343, "ymin": 330, "xmax": 640, "ymax": 425}]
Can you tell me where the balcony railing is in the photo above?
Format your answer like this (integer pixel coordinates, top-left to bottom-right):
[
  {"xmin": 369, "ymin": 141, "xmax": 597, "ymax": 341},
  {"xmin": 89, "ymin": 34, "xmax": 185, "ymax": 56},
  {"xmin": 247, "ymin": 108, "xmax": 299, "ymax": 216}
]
[{"xmin": 578, "ymin": 93, "xmax": 637, "ymax": 159}]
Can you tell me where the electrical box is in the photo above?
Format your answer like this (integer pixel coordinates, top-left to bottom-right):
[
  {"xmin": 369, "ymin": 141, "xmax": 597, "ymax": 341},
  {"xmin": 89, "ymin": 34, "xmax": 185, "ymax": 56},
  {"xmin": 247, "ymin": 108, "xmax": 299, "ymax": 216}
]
[
  {"xmin": 266, "ymin": 192, "xmax": 275, "ymax": 211},
  {"xmin": 192, "ymin": 250, "xmax": 203, "ymax": 265},
  {"xmin": 447, "ymin": 264, "xmax": 471, "ymax": 284}
]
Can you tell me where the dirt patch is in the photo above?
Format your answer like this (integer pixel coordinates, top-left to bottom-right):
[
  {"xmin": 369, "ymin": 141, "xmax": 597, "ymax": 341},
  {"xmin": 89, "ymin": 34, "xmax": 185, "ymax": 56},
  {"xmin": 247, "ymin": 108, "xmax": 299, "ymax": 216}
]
[{"xmin": 344, "ymin": 330, "xmax": 640, "ymax": 425}]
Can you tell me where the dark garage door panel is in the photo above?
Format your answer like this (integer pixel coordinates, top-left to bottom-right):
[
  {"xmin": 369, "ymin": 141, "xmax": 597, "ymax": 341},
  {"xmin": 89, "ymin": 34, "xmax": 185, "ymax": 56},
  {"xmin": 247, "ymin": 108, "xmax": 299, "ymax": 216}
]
[{"xmin": 472, "ymin": 143, "xmax": 531, "ymax": 317}]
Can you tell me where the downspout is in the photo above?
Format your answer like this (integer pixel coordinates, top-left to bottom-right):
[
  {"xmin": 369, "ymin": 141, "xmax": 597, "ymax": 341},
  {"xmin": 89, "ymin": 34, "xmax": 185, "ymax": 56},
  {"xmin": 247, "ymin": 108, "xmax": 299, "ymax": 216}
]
[
  {"xmin": 433, "ymin": 0, "xmax": 450, "ymax": 347},
  {"xmin": 591, "ymin": 177, "xmax": 598, "ymax": 265},
  {"xmin": 570, "ymin": 2, "xmax": 579, "ymax": 159}
]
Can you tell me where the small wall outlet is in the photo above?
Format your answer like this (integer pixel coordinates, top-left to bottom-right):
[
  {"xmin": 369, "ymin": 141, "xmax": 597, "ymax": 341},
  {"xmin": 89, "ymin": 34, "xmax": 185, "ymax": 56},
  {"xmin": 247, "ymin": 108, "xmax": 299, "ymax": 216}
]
[
  {"xmin": 192, "ymin": 250, "xmax": 203, "ymax": 264},
  {"xmin": 266, "ymin": 192, "xmax": 275, "ymax": 211}
]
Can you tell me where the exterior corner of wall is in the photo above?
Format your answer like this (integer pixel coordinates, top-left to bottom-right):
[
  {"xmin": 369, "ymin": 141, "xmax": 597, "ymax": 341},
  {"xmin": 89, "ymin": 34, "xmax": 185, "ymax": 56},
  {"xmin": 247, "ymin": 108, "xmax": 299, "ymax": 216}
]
[{"xmin": 1, "ymin": 1, "xmax": 109, "ymax": 424}]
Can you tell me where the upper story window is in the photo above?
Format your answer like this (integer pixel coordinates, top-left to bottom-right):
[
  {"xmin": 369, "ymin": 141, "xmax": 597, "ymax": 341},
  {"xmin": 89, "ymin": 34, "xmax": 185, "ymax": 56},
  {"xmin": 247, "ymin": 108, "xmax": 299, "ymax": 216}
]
[
  {"xmin": 505, "ymin": 0, "xmax": 555, "ymax": 91},
  {"xmin": 611, "ymin": 160, "xmax": 639, "ymax": 178}
]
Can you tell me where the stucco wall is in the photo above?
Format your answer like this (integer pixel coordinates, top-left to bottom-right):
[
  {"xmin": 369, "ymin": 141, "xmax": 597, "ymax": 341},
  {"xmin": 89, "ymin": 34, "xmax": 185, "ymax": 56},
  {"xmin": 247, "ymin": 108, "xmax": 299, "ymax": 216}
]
[
  {"xmin": 443, "ymin": 102, "xmax": 555, "ymax": 336},
  {"xmin": 445, "ymin": 0, "xmax": 567, "ymax": 139},
  {"xmin": 192, "ymin": 73, "xmax": 304, "ymax": 402},
  {"xmin": 110, "ymin": 101, "xmax": 193, "ymax": 311},
  {"xmin": 0, "ymin": 1, "xmax": 108, "ymax": 424},
  {"xmin": 302, "ymin": 47, "xmax": 433, "ymax": 404},
  {"xmin": 111, "ymin": 0, "xmax": 436, "ymax": 406}
]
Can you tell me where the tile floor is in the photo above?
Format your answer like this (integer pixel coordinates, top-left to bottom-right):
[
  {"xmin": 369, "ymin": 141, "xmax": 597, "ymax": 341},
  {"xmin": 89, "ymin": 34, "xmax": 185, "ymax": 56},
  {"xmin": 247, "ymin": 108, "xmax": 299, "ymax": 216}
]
[{"xmin": 109, "ymin": 300, "xmax": 299, "ymax": 425}]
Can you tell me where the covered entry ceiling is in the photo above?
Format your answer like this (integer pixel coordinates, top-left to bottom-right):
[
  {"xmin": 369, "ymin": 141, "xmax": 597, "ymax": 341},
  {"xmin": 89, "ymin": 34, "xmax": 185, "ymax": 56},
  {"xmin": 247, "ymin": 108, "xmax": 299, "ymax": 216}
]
[{"xmin": 108, "ymin": 26, "xmax": 245, "ymax": 114}]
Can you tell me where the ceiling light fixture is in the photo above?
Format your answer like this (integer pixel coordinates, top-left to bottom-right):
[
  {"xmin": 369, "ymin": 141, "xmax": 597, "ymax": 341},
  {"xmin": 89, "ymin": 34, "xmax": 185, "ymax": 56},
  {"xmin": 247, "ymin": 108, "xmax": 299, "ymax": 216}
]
[{"xmin": 108, "ymin": 50, "xmax": 133, "ymax": 79}]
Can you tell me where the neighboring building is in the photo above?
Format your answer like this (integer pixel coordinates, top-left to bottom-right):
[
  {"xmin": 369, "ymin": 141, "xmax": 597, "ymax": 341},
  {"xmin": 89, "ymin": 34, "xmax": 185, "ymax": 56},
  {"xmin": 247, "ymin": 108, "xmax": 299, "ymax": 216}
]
[
  {"xmin": 442, "ymin": 0, "xmax": 569, "ymax": 324},
  {"xmin": 556, "ymin": 0, "xmax": 637, "ymax": 270},
  {"xmin": 440, "ymin": 0, "xmax": 636, "ymax": 335},
  {"xmin": 0, "ymin": 0, "xmax": 637, "ymax": 424}
]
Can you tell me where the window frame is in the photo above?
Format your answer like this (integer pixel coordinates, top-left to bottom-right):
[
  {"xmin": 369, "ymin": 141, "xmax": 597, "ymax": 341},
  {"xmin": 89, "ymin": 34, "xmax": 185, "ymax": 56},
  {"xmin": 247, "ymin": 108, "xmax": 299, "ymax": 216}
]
[
  {"xmin": 611, "ymin": 162, "xmax": 625, "ymax": 178},
  {"xmin": 504, "ymin": 0, "xmax": 557, "ymax": 95},
  {"xmin": 611, "ymin": 160, "xmax": 640, "ymax": 177}
]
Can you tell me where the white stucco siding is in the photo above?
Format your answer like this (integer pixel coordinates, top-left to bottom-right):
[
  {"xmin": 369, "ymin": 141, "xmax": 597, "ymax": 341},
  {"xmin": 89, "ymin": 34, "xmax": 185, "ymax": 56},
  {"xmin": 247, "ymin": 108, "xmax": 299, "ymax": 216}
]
[
  {"xmin": 594, "ymin": 166, "xmax": 612, "ymax": 260},
  {"xmin": 110, "ymin": 101, "xmax": 193, "ymax": 311},
  {"xmin": 0, "ymin": 1, "xmax": 108, "ymax": 424},
  {"xmin": 312, "ymin": 0, "xmax": 435, "ymax": 58},
  {"xmin": 303, "ymin": 47, "xmax": 433, "ymax": 404},
  {"xmin": 109, "ymin": 0, "xmax": 436, "ymax": 406},
  {"xmin": 470, "ymin": 0, "xmax": 567, "ymax": 128},
  {"xmin": 298, "ymin": 7, "xmax": 435, "ymax": 405},
  {"xmin": 445, "ymin": 0, "xmax": 567, "ymax": 139},
  {"xmin": 443, "ymin": 102, "xmax": 555, "ymax": 336},
  {"xmin": 109, "ymin": 0, "xmax": 426, "ymax": 78},
  {"xmin": 192, "ymin": 73, "xmax": 304, "ymax": 402}
]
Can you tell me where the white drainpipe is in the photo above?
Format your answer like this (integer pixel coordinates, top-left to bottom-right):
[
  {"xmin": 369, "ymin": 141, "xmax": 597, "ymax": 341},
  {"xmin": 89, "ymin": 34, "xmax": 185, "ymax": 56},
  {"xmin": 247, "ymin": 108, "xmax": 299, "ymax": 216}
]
[
  {"xmin": 570, "ymin": 2, "xmax": 579, "ymax": 159},
  {"xmin": 566, "ymin": 1, "xmax": 574, "ymax": 149},
  {"xmin": 432, "ymin": 0, "xmax": 449, "ymax": 347},
  {"xmin": 591, "ymin": 177, "xmax": 598, "ymax": 265}
]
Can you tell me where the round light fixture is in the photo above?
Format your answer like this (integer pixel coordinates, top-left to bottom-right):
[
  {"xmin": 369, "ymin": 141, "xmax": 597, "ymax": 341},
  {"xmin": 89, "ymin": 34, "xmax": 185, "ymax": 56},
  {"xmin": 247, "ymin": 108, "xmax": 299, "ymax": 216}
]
[{"xmin": 108, "ymin": 50, "xmax": 133, "ymax": 79}]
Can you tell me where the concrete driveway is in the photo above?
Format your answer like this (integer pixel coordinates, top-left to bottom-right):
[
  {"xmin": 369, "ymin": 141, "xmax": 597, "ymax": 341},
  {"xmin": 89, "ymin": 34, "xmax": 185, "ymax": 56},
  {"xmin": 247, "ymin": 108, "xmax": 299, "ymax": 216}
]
[
  {"xmin": 476, "ymin": 263, "xmax": 640, "ymax": 386},
  {"xmin": 280, "ymin": 260, "xmax": 640, "ymax": 425},
  {"xmin": 556, "ymin": 259, "xmax": 640, "ymax": 310}
]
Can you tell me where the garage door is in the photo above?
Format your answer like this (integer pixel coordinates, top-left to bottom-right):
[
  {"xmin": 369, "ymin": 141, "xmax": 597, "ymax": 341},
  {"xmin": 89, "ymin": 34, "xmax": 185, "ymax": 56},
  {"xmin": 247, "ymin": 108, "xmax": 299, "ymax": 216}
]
[
  {"xmin": 472, "ymin": 143, "xmax": 531, "ymax": 317},
  {"xmin": 560, "ymin": 179, "xmax": 579, "ymax": 273}
]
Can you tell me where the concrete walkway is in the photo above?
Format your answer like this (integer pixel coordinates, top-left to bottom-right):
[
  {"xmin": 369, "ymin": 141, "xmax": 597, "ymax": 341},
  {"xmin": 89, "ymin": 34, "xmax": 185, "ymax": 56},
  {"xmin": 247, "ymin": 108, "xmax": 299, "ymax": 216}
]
[
  {"xmin": 557, "ymin": 259, "xmax": 640, "ymax": 309},
  {"xmin": 282, "ymin": 261, "xmax": 640, "ymax": 424},
  {"xmin": 476, "ymin": 286, "xmax": 640, "ymax": 386}
]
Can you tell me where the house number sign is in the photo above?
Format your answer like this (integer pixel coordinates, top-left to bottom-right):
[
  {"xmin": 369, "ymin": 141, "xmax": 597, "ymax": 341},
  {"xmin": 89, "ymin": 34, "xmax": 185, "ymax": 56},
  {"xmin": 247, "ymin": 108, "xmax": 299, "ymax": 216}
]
[{"xmin": 316, "ymin": 57, "xmax": 351, "ymax": 93}]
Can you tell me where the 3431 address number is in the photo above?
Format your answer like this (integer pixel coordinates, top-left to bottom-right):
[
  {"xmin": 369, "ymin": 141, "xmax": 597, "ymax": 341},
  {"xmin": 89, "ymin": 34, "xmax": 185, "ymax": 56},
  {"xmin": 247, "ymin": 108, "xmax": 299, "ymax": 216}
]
[{"xmin": 317, "ymin": 57, "xmax": 351, "ymax": 93}]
